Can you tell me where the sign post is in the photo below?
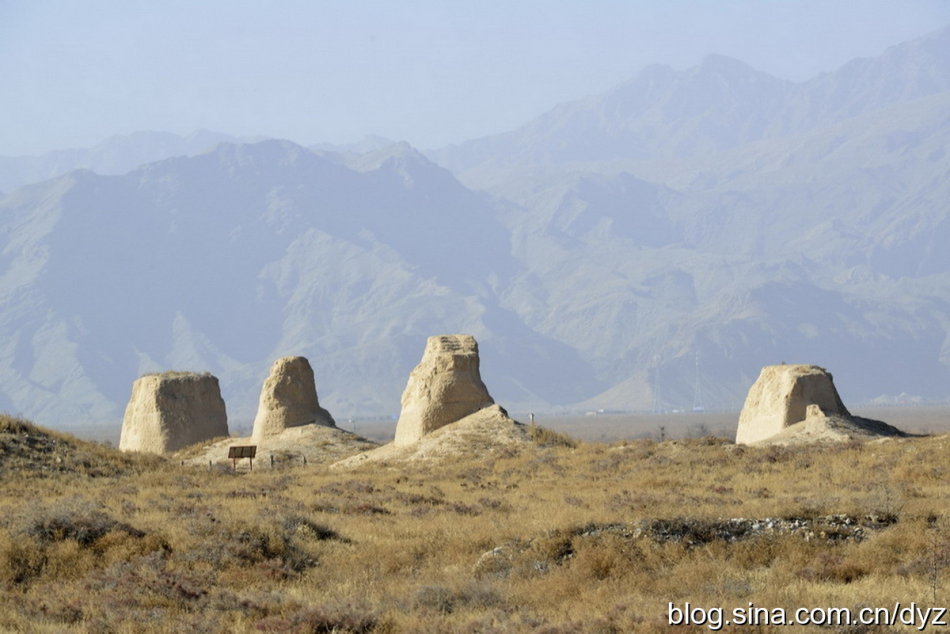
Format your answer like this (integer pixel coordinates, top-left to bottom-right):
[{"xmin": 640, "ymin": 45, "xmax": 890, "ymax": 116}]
[{"xmin": 228, "ymin": 445, "xmax": 257, "ymax": 471}]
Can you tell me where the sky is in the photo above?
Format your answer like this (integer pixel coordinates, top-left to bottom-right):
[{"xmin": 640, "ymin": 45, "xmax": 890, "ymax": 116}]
[{"xmin": 1, "ymin": 0, "xmax": 949, "ymax": 156}]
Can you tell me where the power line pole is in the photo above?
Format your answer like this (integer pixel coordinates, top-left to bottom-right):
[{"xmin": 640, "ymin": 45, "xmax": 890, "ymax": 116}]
[
  {"xmin": 652, "ymin": 354, "xmax": 662, "ymax": 413},
  {"xmin": 693, "ymin": 350, "xmax": 705, "ymax": 412}
]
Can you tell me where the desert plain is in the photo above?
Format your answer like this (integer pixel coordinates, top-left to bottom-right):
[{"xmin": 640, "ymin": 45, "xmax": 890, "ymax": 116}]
[{"xmin": 0, "ymin": 400, "xmax": 946, "ymax": 632}]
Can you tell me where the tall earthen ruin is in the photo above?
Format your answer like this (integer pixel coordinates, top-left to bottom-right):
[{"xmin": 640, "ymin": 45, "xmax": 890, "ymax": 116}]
[
  {"xmin": 119, "ymin": 371, "xmax": 229, "ymax": 454},
  {"xmin": 251, "ymin": 356, "xmax": 335, "ymax": 442},
  {"xmin": 393, "ymin": 334, "xmax": 495, "ymax": 446},
  {"xmin": 735, "ymin": 364, "xmax": 850, "ymax": 444}
]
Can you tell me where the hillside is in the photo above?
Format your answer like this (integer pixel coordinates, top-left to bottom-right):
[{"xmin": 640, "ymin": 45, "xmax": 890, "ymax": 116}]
[
  {"xmin": 485, "ymin": 91, "xmax": 950, "ymax": 410},
  {"xmin": 432, "ymin": 25, "xmax": 950, "ymax": 187},
  {"xmin": 431, "ymin": 25, "xmax": 950, "ymax": 411},
  {"xmin": 0, "ymin": 130, "xmax": 262, "ymax": 195},
  {"xmin": 0, "ymin": 414, "xmax": 157, "ymax": 477},
  {"xmin": 0, "ymin": 140, "xmax": 600, "ymax": 426}
]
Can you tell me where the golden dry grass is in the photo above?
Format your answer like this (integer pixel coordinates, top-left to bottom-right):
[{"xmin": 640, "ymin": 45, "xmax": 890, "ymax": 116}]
[{"xmin": 0, "ymin": 413, "xmax": 946, "ymax": 632}]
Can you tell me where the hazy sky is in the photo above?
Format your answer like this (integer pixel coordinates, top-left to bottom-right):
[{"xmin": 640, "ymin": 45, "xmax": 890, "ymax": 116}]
[{"xmin": 2, "ymin": 0, "xmax": 949, "ymax": 156}]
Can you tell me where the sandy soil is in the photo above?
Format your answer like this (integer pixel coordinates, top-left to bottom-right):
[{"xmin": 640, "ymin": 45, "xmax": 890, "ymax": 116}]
[
  {"xmin": 65, "ymin": 405, "xmax": 950, "ymax": 447},
  {"xmin": 176, "ymin": 424, "xmax": 379, "ymax": 469},
  {"xmin": 342, "ymin": 406, "xmax": 950, "ymax": 444}
]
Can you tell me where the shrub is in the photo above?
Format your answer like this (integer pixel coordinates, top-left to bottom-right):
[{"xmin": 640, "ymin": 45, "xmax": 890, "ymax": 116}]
[
  {"xmin": 1, "ymin": 536, "xmax": 47, "ymax": 585},
  {"xmin": 0, "ymin": 498, "xmax": 157, "ymax": 587},
  {"xmin": 254, "ymin": 604, "xmax": 377, "ymax": 633},
  {"xmin": 526, "ymin": 424, "xmax": 578, "ymax": 449},
  {"xmin": 798, "ymin": 551, "xmax": 868, "ymax": 584},
  {"xmin": 0, "ymin": 415, "xmax": 35, "ymax": 435},
  {"xmin": 18, "ymin": 499, "xmax": 144, "ymax": 547},
  {"xmin": 281, "ymin": 515, "xmax": 350, "ymax": 542},
  {"xmin": 413, "ymin": 585, "xmax": 456, "ymax": 614}
]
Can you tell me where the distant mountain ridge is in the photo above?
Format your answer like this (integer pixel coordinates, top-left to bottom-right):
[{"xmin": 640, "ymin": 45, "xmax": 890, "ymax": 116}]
[
  {"xmin": 431, "ymin": 25, "xmax": 950, "ymax": 186},
  {"xmin": 1, "ymin": 26, "xmax": 949, "ymax": 429},
  {"xmin": 0, "ymin": 130, "xmax": 263, "ymax": 194},
  {"xmin": 0, "ymin": 140, "xmax": 601, "ymax": 426},
  {"xmin": 429, "ymin": 24, "xmax": 950, "ymax": 412}
]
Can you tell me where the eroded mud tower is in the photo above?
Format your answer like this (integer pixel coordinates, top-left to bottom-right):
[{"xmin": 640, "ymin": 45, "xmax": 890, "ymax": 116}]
[
  {"xmin": 119, "ymin": 372, "xmax": 229, "ymax": 454},
  {"xmin": 251, "ymin": 356, "xmax": 335, "ymax": 442},
  {"xmin": 735, "ymin": 364, "xmax": 849, "ymax": 444},
  {"xmin": 393, "ymin": 334, "xmax": 495, "ymax": 446}
]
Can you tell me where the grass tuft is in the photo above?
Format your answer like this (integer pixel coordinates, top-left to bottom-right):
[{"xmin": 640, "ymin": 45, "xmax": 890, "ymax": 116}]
[{"xmin": 526, "ymin": 423, "xmax": 578, "ymax": 448}]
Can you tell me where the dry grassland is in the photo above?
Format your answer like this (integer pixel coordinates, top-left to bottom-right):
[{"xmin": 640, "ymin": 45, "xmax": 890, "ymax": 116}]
[{"xmin": 0, "ymin": 414, "xmax": 947, "ymax": 632}]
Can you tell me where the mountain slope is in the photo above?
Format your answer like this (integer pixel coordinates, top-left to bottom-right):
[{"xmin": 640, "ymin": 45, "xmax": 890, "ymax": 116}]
[
  {"xmin": 2, "ymin": 27, "xmax": 950, "ymax": 427},
  {"xmin": 432, "ymin": 25, "xmax": 950, "ymax": 190},
  {"xmin": 0, "ymin": 130, "xmax": 260, "ymax": 194},
  {"xmin": 430, "ymin": 26, "xmax": 950, "ymax": 410},
  {"xmin": 0, "ymin": 140, "xmax": 601, "ymax": 427}
]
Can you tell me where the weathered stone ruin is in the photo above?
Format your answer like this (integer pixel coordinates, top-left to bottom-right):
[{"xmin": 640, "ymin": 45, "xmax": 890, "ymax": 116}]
[
  {"xmin": 736, "ymin": 364, "xmax": 905, "ymax": 445},
  {"xmin": 393, "ymin": 334, "xmax": 496, "ymax": 446},
  {"xmin": 736, "ymin": 364, "xmax": 848, "ymax": 444},
  {"xmin": 119, "ymin": 372, "xmax": 229, "ymax": 454},
  {"xmin": 251, "ymin": 356, "xmax": 335, "ymax": 442}
]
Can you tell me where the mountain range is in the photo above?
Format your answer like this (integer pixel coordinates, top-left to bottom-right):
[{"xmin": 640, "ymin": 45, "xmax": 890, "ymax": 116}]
[{"xmin": 1, "ymin": 25, "xmax": 948, "ymax": 429}]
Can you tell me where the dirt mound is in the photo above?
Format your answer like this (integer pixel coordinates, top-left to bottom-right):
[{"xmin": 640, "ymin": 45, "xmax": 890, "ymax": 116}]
[
  {"xmin": 0, "ymin": 415, "xmax": 159, "ymax": 478},
  {"xmin": 755, "ymin": 405, "xmax": 909, "ymax": 445},
  {"xmin": 333, "ymin": 405, "xmax": 568, "ymax": 468},
  {"xmin": 179, "ymin": 424, "xmax": 378, "ymax": 469}
]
